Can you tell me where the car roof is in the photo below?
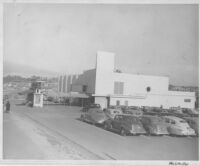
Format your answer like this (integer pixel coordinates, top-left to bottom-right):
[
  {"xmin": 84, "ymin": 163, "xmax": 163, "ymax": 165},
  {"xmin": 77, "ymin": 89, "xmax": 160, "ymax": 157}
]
[
  {"xmin": 183, "ymin": 117, "xmax": 199, "ymax": 122},
  {"xmin": 164, "ymin": 116, "xmax": 185, "ymax": 121},
  {"xmin": 107, "ymin": 108, "xmax": 121, "ymax": 110},
  {"xmin": 142, "ymin": 115, "xmax": 161, "ymax": 118},
  {"xmin": 88, "ymin": 108, "xmax": 102, "ymax": 111},
  {"xmin": 142, "ymin": 115, "xmax": 163, "ymax": 121},
  {"xmin": 114, "ymin": 114, "xmax": 135, "ymax": 117}
]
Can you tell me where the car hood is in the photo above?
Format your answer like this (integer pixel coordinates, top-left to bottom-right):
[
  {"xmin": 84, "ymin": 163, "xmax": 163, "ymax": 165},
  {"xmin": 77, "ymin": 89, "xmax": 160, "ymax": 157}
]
[
  {"xmin": 92, "ymin": 113, "xmax": 109, "ymax": 122},
  {"xmin": 132, "ymin": 124, "xmax": 146, "ymax": 133}
]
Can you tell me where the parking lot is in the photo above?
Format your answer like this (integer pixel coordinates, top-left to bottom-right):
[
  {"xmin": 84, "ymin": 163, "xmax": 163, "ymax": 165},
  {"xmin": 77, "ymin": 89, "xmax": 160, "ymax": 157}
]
[{"xmin": 3, "ymin": 101, "xmax": 199, "ymax": 160}]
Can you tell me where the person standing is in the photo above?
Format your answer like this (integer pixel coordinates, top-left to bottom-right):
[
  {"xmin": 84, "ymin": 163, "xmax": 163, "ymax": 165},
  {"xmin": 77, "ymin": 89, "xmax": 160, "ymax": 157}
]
[{"xmin": 6, "ymin": 101, "xmax": 10, "ymax": 113}]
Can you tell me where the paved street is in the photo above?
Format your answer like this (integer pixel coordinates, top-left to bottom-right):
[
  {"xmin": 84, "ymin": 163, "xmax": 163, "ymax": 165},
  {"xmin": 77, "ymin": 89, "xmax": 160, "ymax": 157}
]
[{"xmin": 3, "ymin": 100, "xmax": 199, "ymax": 160}]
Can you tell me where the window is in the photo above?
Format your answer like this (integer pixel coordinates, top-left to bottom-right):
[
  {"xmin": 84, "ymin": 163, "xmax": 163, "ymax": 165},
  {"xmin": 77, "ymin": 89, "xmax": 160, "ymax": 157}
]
[
  {"xmin": 82, "ymin": 85, "xmax": 87, "ymax": 92},
  {"xmin": 116, "ymin": 100, "xmax": 120, "ymax": 106},
  {"xmin": 184, "ymin": 99, "xmax": 191, "ymax": 102},
  {"xmin": 114, "ymin": 82, "xmax": 124, "ymax": 94},
  {"xmin": 180, "ymin": 120, "xmax": 186, "ymax": 123},
  {"xmin": 171, "ymin": 120, "xmax": 176, "ymax": 124},
  {"xmin": 125, "ymin": 100, "xmax": 128, "ymax": 106},
  {"xmin": 146, "ymin": 86, "xmax": 151, "ymax": 92}
]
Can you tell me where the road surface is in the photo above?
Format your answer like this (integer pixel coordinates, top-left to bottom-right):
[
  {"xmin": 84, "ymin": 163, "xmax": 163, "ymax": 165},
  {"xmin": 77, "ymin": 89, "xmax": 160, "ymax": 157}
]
[{"xmin": 3, "ymin": 101, "xmax": 199, "ymax": 160}]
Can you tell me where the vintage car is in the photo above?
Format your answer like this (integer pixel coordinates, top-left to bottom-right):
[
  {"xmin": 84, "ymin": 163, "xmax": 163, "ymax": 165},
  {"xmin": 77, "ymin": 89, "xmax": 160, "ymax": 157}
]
[
  {"xmin": 80, "ymin": 107, "xmax": 108, "ymax": 125},
  {"xmin": 163, "ymin": 116, "xmax": 196, "ymax": 136},
  {"xmin": 140, "ymin": 115, "xmax": 169, "ymax": 135},
  {"xmin": 81, "ymin": 103, "xmax": 101, "ymax": 112},
  {"xmin": 183, "ymin": 117, "xmax": 199, "ymax": 135},
  {"xmin": 104, "ymin": 106, "xmax": 123, "ymax": 119},
  {"xmin": 167, "ymin": 109, "xmax": 189, "ymax": 118},
  {"xmin": 142, "ymin": 107, "xmax": 158, "ymax": 115},
  {"xmin": 182, "ymin": 108, "xmax": 199, "ymax": 117},
  {"xmin": 122, "ymin": 107, "xmax": 143, "ymax": 117},
  {"xmin": 103, "ymin": 114, "xmax": 146, "ymax": 136}
]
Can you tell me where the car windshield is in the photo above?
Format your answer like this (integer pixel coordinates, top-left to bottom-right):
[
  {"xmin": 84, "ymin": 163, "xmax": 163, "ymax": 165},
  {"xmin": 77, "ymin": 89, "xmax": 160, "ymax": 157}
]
[
  {"xmin": 124, "ymin": 116, "xmax": 140, "ymax": 123},
  {"xmin": 152, "ymin": 118, "xmax": 163, "ymax": 123},
  {"xmin": 97, "ymin": 109, "xmax": 103, "ymax": 113},
  {"xmin": 179, "ymin": 120, "xmax": 187, "ymax": 123}
]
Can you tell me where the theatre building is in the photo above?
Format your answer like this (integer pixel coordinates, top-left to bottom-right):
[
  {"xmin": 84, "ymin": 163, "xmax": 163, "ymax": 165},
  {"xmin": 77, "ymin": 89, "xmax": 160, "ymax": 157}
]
[{"xmin": 58, "ymin": 51, "xmax": 196, "ymax": 109}]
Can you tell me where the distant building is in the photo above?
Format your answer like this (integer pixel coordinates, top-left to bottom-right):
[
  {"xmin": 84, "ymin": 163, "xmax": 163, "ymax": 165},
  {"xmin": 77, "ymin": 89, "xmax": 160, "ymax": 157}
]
[
  {"xmin": 58, "ymin": 74, "xmax": 79, "ymax": 93},
  {"xmin": 58, "ymin": 51, "xmax": 196, "ymax": 109}
]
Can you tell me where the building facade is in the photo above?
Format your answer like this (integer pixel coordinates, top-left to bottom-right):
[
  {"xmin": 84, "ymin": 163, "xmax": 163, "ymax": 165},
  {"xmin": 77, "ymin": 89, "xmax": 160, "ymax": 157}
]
[{"xmin": 59, "ymin": 51, "xmax": 196, "ymax": 109}]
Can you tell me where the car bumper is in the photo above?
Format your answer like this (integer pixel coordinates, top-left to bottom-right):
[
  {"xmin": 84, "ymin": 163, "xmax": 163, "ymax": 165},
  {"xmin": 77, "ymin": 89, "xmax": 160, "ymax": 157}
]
[
  {"xmin": 153, "ymin": 131, "xmax": 169, "ymax": 135},
  {"xmin": 130, "ymin": 129, "xmax": 146, "ymax": 134},
  {"xmin": 173, "ymin": 129, "xmax": 196, "ymax": 136},
  {"xmin": 181, "ymin": 130, "xmax": 196, "ymax": 136},
  {"xmin": 96, "ymin": 119, "xmax": 107, "ymax": 124}
]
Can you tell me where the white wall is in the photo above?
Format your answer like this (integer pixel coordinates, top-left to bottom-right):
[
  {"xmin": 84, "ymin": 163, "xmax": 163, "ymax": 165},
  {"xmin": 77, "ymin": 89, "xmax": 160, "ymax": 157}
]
[
  {"xmin": 114, "ymin": 73, "xmax": 169, "ymax": 94},
  {"xmin": 95, "ymin": 51, "xmax": 115, "ymax": 95},
  {"xmin": 95, "ymin": 51, "xmax": 169, "ymax": 96},
  {"xmin": 164, "ymin": 91, "xmax": 196, "ymax": 108},
  {"xmin": 95, "ymin": 96, "xmax": 107, "ymax": 109},
  {"xmin": 110, "ymin": 91, "xmax": 196, "ymax": 109}
]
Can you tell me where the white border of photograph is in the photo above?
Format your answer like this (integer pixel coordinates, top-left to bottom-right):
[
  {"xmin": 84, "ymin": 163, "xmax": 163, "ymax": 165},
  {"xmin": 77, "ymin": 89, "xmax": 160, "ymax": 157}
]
[{"xmin": 0, "ymin": 0, "xmax": 199, "ymax": 166}]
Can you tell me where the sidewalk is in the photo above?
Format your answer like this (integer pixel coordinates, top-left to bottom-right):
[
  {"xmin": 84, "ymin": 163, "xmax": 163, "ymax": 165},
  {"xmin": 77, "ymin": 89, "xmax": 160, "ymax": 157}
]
[
  {"xmin": 3, "ymin": 112, "xmax": 45, "ymax": 159},
  {"xmin": 3, "ymin": 106, "xmax": 101, "ymax": 160}
]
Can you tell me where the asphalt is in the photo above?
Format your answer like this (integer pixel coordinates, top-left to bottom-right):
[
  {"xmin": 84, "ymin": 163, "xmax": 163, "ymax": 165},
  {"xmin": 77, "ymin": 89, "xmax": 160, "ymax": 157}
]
[
  {"xmin": 3, "ymin": 113, "xmax": 45, "ymax": 159},
  {"xmin": 3, "ymin": 101, "xmax": 199, "ymax": 160}
]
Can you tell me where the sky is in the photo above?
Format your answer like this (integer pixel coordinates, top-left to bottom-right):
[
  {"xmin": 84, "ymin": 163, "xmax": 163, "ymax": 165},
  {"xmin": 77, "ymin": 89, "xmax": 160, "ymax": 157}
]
[{"xmin": 4, "ymin": 4, "xmax": 199, "ymax": 86}]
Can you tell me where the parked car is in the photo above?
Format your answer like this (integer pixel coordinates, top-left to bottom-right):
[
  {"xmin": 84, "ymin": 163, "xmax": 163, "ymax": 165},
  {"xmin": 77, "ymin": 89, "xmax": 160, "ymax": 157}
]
[
  {"xmin": 142, "ymin": 107, "xmax": 156, "ymax": 115},
  {"xmin": 163, "ymin": 116, "xmax": 196, "ymax": 136},
  {"xmin": 122, "ymin": 107, "xmax": 143, "ymax": 116},
  {"xmin": 103, "ymin": 114, "xmax": 146, "ymax": 136},
  {"xmin": 150, "ymin": 108, "xmax": 170, "ymax": 115},
  {"xmin": 104, "ymin": 106, "xmax": 123, "ymax": 119},
  {"xmin": 81, "ymin": 103, "xmax": 101, "ymax": 112},
  {"xmin": 183, "ymin": 117, "xmax": 199, "ymax": 135},
  {"xmin": 157, "ymin": 109, "xmax": 171, "ymax": 116},
  {"xmin": 129, "ymin": 106, "xmax": 141, "ymax": 110},
  {"xmin": 80, "ymin": 108, "xmax": 108, "ymax": 125},
  {"xmin": 167, "ymin": 109, "xmax": 189, "ymax": 118},
  {"xmin": 140, "ymin": 115, "xmax": 169, "ymax": 135},
  {"xmin": 182, "ymin": 108, "xmax": 199, "ymax": 117},
  {"xmin": 118, "ymin": 105, "xmax": 129, "ymax": 112},
  {"xmin": 122, "ymin": 109, "xmax": 133, "ymax": 115},
  {"xmin": 129, "ymin": 108, "xmax": 143, "ymax": 116}
]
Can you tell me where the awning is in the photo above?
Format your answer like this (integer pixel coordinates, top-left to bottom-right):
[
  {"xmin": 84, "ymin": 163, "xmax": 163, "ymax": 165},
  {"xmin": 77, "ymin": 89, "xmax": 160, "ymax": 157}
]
[
  {"xmin": 92, "ymin": 94, "xmax": 147, "ymax": 99},
  {"xmin": 70, "ymin": 93, "xmax": 89, "ymax": 98},
  {"xmin": 18, "ymin": 89, "xmax": 34, "ymax": 95}
]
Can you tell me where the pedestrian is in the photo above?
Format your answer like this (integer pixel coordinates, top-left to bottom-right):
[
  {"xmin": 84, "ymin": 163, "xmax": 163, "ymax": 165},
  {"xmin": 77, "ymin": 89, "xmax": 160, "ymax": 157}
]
[{"xmin": 6, "ymin": 101, "xmax": 10, "ymax": 113}]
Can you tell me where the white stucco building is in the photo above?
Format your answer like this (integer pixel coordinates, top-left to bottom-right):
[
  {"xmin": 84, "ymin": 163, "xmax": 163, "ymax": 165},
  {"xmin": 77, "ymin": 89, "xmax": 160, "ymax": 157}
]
[{"xmin": 58, "ymin": 51, "xmax": 196, "ymax": 109}]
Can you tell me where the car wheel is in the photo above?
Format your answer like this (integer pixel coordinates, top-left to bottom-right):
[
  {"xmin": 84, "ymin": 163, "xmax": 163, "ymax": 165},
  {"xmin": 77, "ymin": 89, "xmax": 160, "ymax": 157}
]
[
  {"xmin": 80, "ymin": 115, "xmax": 84, "ymax": 121},
  {"xmin": 144, "ymin": 127, "xmax": 150, "ymax": 136},
  {"xmin": 104, "ymin": 123, "xmax": 109, "ymax": 130},
  {"xmin": 91, "ymin": 120, "xmax": 96, "ymax": 125},
  {"xmin": 120, "ymin": 128, "xmax": 126, "ymax": 136}
]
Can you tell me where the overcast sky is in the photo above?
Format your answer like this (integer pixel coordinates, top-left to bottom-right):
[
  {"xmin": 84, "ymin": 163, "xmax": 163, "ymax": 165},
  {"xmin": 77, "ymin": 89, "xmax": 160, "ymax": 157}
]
[{"xmin": 4, "ymin": 4, "xmax": 198, "ymax": 86}]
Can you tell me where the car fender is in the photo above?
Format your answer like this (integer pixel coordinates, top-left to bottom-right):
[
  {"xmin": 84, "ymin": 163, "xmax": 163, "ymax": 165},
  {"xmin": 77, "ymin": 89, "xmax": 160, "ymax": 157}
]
[{"xmin": 121, "ymin": 123, "xmax": 131, "ymax": 132}]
